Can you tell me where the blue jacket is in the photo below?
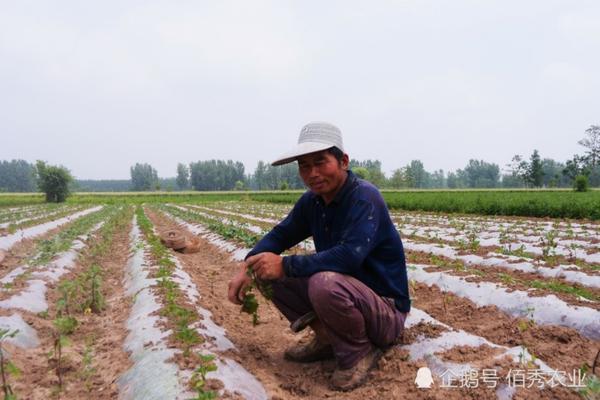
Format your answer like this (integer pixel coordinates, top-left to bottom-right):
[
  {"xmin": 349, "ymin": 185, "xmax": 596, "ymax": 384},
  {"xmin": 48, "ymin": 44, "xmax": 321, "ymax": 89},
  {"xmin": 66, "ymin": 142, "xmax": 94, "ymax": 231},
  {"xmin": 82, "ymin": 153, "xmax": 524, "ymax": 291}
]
[{"xmin": 246, "ymin": 170, "xmax": 411, "ymax": 312}]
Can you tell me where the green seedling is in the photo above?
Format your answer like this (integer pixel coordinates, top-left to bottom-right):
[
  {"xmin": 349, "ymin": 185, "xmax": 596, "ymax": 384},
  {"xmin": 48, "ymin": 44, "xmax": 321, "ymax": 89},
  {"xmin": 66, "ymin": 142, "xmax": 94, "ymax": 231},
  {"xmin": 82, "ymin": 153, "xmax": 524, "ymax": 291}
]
[
  {"xmin": 81, "ymin": 264, "xmax": 105, "ymax": 313},
  {"xmin": 240, "ymin": 267, "xmax": 273, "ymax": 326},
  {"xmin": 190, "ymin": 354, "xmax": 218, "ymax": 400},
  {"xmin": 56, "ymin": 279, "xmax": 79, "ymax": 316},
  {"xmin": 0, "ymin": 329, "xmax": 20, "ymax": 400},
  {"xmin": 52, "ymin": 316, "xmax": 77, "ymax": 390},
  {"xmin": 467, "ymin": 231, "xmax": 480, "ymax": 252},
  {"xmin": 79, "ymin": 342, "xmax": 96, "ymax": 392}
]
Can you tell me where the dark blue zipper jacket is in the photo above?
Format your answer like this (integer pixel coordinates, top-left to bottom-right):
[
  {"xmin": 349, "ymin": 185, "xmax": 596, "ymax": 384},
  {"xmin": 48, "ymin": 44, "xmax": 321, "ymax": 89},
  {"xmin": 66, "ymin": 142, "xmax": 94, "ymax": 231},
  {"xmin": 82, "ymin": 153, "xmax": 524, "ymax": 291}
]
[{"xmin": 246, "ymin": 170, "xmax": 411, "ymax": 312}]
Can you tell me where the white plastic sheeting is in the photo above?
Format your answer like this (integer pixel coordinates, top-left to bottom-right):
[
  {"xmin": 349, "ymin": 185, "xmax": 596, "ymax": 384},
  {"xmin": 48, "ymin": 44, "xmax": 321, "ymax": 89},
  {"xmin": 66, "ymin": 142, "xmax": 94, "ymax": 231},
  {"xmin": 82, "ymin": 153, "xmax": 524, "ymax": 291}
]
[
  {"xmin": 118, "ymin": 216, "xmax": 267, "ymax": 400},
  {"xmin": 408, "ymin": 264, "xmax": 600, "ymax": 340},
  {"xmin": 0, "ymin": 222, "xmax": 105, "ymax": 313},
  {"xmin": 118, "ymin": 217, "xmax": 185, "ymax": 400},
  {"xmin": 0, "ymin": 206, "xmax": 103, "ymax": 251},
  {"xmin": 403, "ymin": 240, "xmax": 600, "ymax": 289},
  {"xmin": 0, "ymin": 313, "xmax": 40, "ymax": 348}
]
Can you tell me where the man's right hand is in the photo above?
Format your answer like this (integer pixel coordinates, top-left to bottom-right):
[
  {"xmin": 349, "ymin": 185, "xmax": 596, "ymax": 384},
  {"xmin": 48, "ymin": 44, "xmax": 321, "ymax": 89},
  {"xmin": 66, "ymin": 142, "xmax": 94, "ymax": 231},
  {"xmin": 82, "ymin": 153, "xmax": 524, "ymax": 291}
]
[{"xmin": 227, "ymin": 263, "xmax": 252, "ymax": 305}]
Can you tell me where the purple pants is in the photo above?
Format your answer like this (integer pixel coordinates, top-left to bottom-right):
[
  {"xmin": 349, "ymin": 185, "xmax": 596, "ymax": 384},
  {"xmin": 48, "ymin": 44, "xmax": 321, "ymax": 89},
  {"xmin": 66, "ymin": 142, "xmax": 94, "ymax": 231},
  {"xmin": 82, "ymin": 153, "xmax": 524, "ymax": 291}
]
[{"xmin": 271, "ymin": 271, "xmax": 407, "ymax": 369}]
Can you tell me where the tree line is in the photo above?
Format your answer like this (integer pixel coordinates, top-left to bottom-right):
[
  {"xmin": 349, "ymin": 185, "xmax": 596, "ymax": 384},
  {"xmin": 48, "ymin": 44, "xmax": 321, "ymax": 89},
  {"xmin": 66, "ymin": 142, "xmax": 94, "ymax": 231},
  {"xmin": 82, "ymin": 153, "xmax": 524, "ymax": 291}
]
[{"xmin": 1, "ymin": 124, "xmax": 598, "ymax": 194}]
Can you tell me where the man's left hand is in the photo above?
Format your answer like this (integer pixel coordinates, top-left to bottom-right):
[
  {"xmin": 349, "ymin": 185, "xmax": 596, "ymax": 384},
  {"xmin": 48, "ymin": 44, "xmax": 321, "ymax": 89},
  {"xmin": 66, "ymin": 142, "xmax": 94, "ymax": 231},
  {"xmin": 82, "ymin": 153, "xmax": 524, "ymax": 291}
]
[{"xmin": 246, "ymin": 252, "xmax": 284, "ymax": 280}]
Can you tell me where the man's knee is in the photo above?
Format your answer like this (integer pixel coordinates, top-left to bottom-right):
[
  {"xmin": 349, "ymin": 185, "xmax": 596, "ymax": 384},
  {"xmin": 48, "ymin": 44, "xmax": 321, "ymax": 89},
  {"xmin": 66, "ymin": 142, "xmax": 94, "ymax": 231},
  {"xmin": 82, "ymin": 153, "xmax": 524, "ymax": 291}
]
[{"xmin": 307, "ymin": 271, "xmax": 346, "ymax": 304}]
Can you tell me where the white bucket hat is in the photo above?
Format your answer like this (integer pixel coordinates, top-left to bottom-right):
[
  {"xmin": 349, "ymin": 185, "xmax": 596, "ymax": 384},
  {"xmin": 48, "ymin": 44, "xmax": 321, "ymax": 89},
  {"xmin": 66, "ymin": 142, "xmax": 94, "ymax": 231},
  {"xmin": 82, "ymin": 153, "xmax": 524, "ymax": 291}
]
[{"xmin": 271, "ymin": 122, "xmax": 345, "ymax": 166}]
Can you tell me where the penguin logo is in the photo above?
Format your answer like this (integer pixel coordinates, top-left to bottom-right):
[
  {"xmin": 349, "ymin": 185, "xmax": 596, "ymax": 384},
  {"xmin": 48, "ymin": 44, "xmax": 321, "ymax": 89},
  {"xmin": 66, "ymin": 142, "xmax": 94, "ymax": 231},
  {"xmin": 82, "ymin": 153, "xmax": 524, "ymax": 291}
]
[{"xmin": 415, "ymin": 367, "xmax": 434, "ymax": 388}]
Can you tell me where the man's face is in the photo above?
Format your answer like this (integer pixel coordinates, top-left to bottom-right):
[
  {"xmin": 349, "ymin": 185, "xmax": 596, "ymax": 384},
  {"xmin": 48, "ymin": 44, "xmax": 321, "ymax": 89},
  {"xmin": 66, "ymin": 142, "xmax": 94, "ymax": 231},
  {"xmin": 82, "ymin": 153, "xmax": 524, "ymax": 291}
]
[{"xmin": 297, "ymin": 150, "xmax": 349, "ymax": 201}]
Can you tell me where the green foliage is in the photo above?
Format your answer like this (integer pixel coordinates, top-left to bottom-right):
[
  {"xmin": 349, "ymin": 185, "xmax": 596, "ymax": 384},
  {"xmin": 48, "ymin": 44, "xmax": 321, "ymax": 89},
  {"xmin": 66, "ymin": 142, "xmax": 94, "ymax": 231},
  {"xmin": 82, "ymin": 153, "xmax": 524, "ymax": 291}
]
[
  {"xmin": 29, "ymin": 206, "xmax": 117, "ymax": 267},
  {"xmin": 56, "ymin": 280, "xmax": 79, "ymax": 316},
  {"xmin": 529, "ymin": 280, "xmax": 597, "ymax": 301},
  {"xmin": 241, "ymin": 292, "xmax": 259, "ymax": 326},
  {"xmin": 240, "ymin": 267, "xmax": 273, "ymax": 326},
  {"xmin": 528, "ymin": 150, "xmax": 544, "ymax": 188},
  {"xmin": 53, "ymin": 316, "xmax": 78, "ymax": 335},
  {"xmin": 190, "ymin": 160, "xmax": 245, "ymax": 191},
  {"xmin": 190, "ymin": 354, "xmax": 218, "ymax": 400},
  {"xmin": 3, "ymin": 189, "xmax": 600, "ymax": 219},
  {"xmin": 574, "ymin": 175, "xmax": 590, "ymax": 192},
  {"xmin": 176, "ymin": 163, "xmax": 190, "ymax": 190},
  {"xmin": 249, "ymin": 161, "xmax": 303, "ymax": 190},
  {"xmin": 135, "ymin": 206, "xmax": 201, "ymax": 356},
  {"xmin": 35, "ymin": 160, "xmax": 73, "ymax": 203},
  {"xmin": 130, "ymin": 163, "xmax": 159, "ymax": 191},
  {"xmin": 79, "ymin": 340, "xmax": 96, "ymax": 392},
  {"xmin": 81, "ymin": 264, "xmax": 105, "ymax": 313},
  {"xmin": 0, "ymin": 159, "xmax": 37, "ymax": 193},
  {"xmin": 0, "ymin": 329, "xmax": 20, "ymax": 400},
  {"xmin": 352, "ymin": 167, "xmax": 370, "ymax": 181}
]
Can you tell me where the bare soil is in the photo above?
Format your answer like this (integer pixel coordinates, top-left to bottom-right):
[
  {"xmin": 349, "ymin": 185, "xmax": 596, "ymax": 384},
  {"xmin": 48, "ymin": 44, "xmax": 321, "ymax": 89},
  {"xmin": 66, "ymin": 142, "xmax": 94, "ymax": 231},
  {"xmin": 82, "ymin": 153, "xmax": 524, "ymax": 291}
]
[
  {"xmin": 4, "ymin": 215, "xmax": 134, "ymax": 399},
  {"xmin": 147, "ymin": 208, "xmax": 587, "ymax": 399}
]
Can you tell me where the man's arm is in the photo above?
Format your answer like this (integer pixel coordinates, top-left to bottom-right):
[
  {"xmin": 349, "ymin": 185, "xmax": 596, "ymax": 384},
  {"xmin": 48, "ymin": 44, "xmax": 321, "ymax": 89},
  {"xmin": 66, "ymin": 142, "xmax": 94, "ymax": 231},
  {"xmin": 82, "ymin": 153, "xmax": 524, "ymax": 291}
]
[
  {"xmin": 228, "ymin": 197, "xmax": 311, "ymax": 303},
  {"xmin": 245, "ymin": 195, "xmax": 311, "ymax": 259},
  {"xmin": 282, "ymin": 199, "xmax": 380, "ymax": 278}
]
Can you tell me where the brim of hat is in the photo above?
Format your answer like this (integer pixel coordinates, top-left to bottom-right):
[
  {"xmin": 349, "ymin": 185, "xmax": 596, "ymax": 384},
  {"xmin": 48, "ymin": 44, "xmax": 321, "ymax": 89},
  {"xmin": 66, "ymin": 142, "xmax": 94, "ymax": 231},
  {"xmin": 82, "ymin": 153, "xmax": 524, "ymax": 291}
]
[{"xmin": 271, "ymin": 142, "xmax": 335, "ymax": 166}]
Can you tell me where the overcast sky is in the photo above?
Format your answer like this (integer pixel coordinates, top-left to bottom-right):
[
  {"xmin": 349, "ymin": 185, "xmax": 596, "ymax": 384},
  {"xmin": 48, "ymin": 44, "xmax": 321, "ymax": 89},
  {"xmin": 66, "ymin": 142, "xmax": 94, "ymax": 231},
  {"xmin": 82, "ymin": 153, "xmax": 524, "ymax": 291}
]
[{"xmin": 1, "ymin": 1, "xmax": 599, "ymax": 179}]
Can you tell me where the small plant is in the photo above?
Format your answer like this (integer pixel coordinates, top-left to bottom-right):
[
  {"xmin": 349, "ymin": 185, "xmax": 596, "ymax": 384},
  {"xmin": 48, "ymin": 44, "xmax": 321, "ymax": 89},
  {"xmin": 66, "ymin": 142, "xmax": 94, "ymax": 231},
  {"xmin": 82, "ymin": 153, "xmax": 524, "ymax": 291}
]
[
  {"xmin": 52, "ymin": 316, "xmax": 78, "ymax": 389},
  {"xmin": 540, "ymin": 230, "xmax": 558, "ymax": 263},
  {"xmin": 79, "ymin": 339, "xmax": 96, "ymax": 392},
  {"xmin": 81, "ymin": 264, "xmax": 105, "ymax": 313},
  {"xmin": 56, "ymin": 279, "xmax": 80, "ymax": 316},
  {"xmin": 240, "ymin": 267, "xmax": 273, "ymax": 326},
  {"xmin": 190, "ymin": 354, "xmax": 218, "ymax": 400},
  {"xmin": 467, "ymin": 231, "xmax": 480, "ymax": 252},
  {"xmin": 499, "ymin": 273, "xmax": 517, "ymax": 286},
  {"xmin": 0, "ymin": 329, "xmax": 20, "ymax": 400}
]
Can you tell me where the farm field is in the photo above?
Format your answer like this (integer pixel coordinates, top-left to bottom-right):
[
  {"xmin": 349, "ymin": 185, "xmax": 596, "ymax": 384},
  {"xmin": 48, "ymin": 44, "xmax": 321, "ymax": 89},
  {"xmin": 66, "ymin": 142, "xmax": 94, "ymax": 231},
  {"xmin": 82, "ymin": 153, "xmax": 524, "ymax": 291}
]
[{"xmin": 0, "ymin": 199, "xmax": 598, "ymax": 399}]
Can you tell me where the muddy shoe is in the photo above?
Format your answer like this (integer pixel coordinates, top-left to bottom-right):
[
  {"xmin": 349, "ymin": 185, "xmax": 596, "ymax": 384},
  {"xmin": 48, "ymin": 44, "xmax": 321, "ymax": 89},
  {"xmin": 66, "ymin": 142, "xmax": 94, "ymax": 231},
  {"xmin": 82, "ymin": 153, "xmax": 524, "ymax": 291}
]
[
  {"xmin": 330, "ymin": 347, "xmax": 383, "ymax": 391},
  {"xmin": 284, "ymin": 336, "xmax": 334, "ymax": 363}
]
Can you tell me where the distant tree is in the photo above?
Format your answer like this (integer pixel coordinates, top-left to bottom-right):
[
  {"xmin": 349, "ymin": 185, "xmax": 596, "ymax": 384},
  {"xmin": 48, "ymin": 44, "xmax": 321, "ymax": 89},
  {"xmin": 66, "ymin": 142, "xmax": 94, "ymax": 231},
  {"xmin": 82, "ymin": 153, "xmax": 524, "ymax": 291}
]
[
  {"xmin": 353, "ymin": 167, "xmax": 370, "ymax": 181},
  {"xmin": 403, "ymin": 160, "xmax": 429, "ymax": 188},
  {"xmin": 430, "ymin": 169, "xmax": 445, "ymax": 188},
  {"xmin": 541, "ymin": 159, "xmax": 568, "ymax": 188},
  {"xmin": 349, "ymin": 160, "xmax": 385, "ymax": 187},
  {"xmin": 388, "ymin": 168, "xmax": 408, "ymax": 189},
  {"xmin": 74, "ymin": 179, "xmax": 131, "ymax": 192},
  {"xmin": 35, "ymin": 161, "xmax": 73, "ymax": 202},
  {"xmin": 0, "ymin": 160, "xmax": 37, "ymax": 192},
  {"xmin": 579, "ymin": 125, "xmax": 600, "ymax": 167},
  {"xmin": 190, "ymin": 160, "xmax": 245, "ymax": 191},
  {"xmin": 130, "ymin": 163, "xmax": 158, "ymax": 191},
  {"xmin": 527, "ymin": 150, "xmax": 544, "ymax": 188},
  {"xmin": 176, "ymin": 163, "xmax": 190, "ymax": 190},
  {"xmin": 507, "ymin": 155, "xmax": 529, "ymax": 186},
  {"xmin": 562, "ymin": 155, "xmax": 585, "ymax": 181},
  {"xmin": 446, "ymin": 171, "xmax": 459, "ymax": 189},
  {"xmin": 463, "ymin": 160, "xmax": 500, "ymax": 188},
  {"xmin": 248, "ymin": 161, "xmax": 303, "ymax": 190}
]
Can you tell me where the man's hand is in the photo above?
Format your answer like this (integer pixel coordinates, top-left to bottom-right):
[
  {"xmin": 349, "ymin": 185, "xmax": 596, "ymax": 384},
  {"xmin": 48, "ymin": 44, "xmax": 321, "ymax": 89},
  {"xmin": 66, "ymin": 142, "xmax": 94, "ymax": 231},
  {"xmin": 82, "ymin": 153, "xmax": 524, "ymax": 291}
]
[
  {"xmin": 227, "ymin": 264, "xmax": 252, "ymax": 305},
  {"xmin": 246, "ymin": 252, "xmax": 284, "ymax": 280}
]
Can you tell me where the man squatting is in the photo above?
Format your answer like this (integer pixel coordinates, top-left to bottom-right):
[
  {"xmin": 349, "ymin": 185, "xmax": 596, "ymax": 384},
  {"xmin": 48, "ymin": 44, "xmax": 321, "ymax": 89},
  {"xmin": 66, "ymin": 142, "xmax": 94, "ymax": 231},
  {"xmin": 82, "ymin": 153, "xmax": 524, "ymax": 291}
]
[{"xmin": 228, "ymin": 122, "xmax": 410, "ymax": 391}]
